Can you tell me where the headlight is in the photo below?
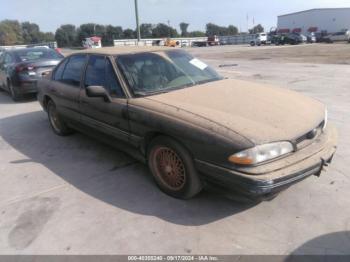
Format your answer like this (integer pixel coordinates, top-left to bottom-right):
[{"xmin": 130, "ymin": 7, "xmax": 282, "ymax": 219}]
[
  {"xmin": 228, "ymin": 142, "xmax": 294, "ymax": 165},
  {"xmin": 323, "ymin": 107, "xmax": 328, "ymax": 131}
]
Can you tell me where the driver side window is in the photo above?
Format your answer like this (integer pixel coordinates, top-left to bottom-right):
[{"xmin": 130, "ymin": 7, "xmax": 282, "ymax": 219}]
[{"xmin": 85, "ymin": 55, "xmax": 125, "ymax": 98}]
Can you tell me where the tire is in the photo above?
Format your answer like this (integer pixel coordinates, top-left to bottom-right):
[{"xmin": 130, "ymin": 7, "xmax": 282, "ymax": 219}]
[
  {"xmin": 7, "ymin": 80, "xmax": 21, "ymax": 101},
  {"xmin": 47, "ymin": 100, "xmax": 73, "ymax": 136},
  {"xmin": 148, "ymin": 136, "xmax": 202, "ymax": 199}
]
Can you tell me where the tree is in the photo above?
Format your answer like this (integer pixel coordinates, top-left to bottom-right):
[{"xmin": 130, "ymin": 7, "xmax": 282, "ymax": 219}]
[
  {"xmin": 77, "ymin": 23, "xmax": 97, "ymax": 44},
  {"xmin": 40, "ymin": 32, "xmax": 55, "ymax": 42},
  {"xmin": 179, "ymin": 22, "xmax": 189, "ymax": 37},
  {"xmin": 21, "ymin": 22, "xmax": 40, "ymax": 43},
  {"xmin": 188, "ymin": 31, "xmax": 206, "ymax": 37},
  {"xmin": 103, "ymin": 25, "xmax": 123, "ymax": 46},
  {"xmin": 140, "ymin": 23, "xmax": 153, "ymax": 38},
  {"xmin": 206, "ymin": 23, "xmax": 227, "ymax": 36},
  {"xmin": 227, "ymin": 25, "xmax": 238, "ymax": 35},
  {"xmin": 0, "ymin": 20, "xmax": 23, "ymax": 45},
  {"xmin": 152, "ymin": 23, "xmax": 178, "ymax": 38},
  {"xmin": 123, "ymin": 29, "xmax": 135, "ymax": 39},
  {"xmin": 249, "ymin": 24, "xmax": 264, "ymax": 34},
  {"xmin": 55, "ymin": 24, "xmax": 77, "ymax": 47}
]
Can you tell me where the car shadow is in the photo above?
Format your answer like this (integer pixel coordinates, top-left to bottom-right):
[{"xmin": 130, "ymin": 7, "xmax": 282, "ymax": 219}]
[
  {"xmin": 285, "ymin": 231, "xmax": 350, "ymax": 260},
  {"xmin": 0, "ymin": 110, "xmax": 256, "ymax": 226}
]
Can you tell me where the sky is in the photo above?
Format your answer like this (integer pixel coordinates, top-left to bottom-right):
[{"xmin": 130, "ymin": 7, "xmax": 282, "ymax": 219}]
[{"xmin": 0, "ymin": 0, "xmax": 349, "ymax": 33}]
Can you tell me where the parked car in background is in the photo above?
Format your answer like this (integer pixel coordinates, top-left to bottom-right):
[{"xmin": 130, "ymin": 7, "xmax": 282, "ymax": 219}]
[
  {"xmin": 323, "ymin": 30, "xmax": 350, "ymax": 43},
  {"xmin": 288, "ymin": 33, "xmax": 307, "ymax": 44},
  {"xmin": 306, "ymin": 32, "xmax": 317, "ymax": 43},
  {"xmin": 250, "ymin": 32, "xmax": 270, "ymax": 46},
  {"xmin": 272, "ymin": 33, "xmax": 302, "ymax": 45},
  {"xmin": 207, "ymin": 35, "xmax": 220, "ymax": 46},
  {"xmin": 37, "ymin": 47, "xmax": 337, "ymax": 201},
  {"xmin": 0, "ymin": 47, "xmax": 64, "ymax": 101}
]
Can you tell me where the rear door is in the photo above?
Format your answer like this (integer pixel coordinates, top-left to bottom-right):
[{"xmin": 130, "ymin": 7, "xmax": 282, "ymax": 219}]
[
  {"xmin": 50, "ymin": 54, "xmax": 87, "ymax": 123},
  {"xmin": 79, "ymin": 55, "xmax": 130, "ymax": 143}
]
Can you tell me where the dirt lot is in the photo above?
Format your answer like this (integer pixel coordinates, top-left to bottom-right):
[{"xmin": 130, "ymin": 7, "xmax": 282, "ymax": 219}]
[
  {"xmin": 191, "ymin": 43, "xmax": 350, "ymax": 64},
  {"xmin": 0, "ymin": 44, "xmax": 349, "ymax": 255}
]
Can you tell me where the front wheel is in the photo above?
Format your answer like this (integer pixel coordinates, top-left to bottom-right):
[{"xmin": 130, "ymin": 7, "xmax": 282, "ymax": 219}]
[
  {"xmin": 47, "ymin": 100, "xmax": 73, "ymax": 136},
  {"xmin": 148, "ymin": 136, "xmax": 202, "ymax": 199}
]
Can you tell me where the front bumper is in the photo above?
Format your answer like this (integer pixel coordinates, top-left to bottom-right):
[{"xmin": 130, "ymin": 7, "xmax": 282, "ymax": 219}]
[{"xmin": 195, "ymin": 125, "xmax": 338, "ymax": 199}]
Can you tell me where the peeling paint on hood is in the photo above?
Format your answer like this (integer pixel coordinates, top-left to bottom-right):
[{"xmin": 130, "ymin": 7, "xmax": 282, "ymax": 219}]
[{"xmin": 146, "ymin": 79, "xmax": 325, "ymax": 144}]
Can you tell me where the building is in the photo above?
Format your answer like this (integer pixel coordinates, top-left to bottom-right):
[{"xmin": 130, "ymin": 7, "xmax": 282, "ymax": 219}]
[{"xmin": 277, "ymin": 8, "xmax": 350, "ymax": 35}]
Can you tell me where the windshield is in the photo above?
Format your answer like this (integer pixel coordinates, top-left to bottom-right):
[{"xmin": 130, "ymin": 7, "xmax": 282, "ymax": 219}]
[
  {"xmin": 116, "ymin": 50, "xmax": 222, "ymax": 96},
  {"xmin": 14, "ymin": 48, "xmax": 64, "ymax": 62}
]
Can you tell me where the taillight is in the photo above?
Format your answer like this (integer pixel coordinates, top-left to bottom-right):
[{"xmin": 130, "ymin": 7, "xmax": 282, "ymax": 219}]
[{"xmin": 15, "ymin": 64, "xmax": 35, "ymax": 73}]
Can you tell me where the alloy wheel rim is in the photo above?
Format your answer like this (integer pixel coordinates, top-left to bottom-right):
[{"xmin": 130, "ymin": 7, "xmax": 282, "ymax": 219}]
[
  {"xmin": 49, "ymin": 104, "xmax": 61, "ymax": 132},
  {"xmin": 153, "ymin": 147, "xmax": 186, "ymax": 191}
]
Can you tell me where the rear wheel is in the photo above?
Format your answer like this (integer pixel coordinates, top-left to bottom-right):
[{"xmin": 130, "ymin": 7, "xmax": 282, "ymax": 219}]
[
  {"xmin": 7, "ymin": 80, "xmax": 21, "ymax": 101},
  {"xmin": 47, "ymin": 100, "xmax": 73, "ymax": 136},
  {"xmin": 148, "ymin": 136, "xmax": 202, "ymax": 199}
]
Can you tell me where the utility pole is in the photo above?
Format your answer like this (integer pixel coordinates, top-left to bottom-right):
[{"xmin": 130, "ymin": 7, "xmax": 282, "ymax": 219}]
[
  {"xmin": 167, "ymin": 20, "xmax": 171, "ymax": 37},
  {"xmin": 134, "ymin": 0, "xmax": 141, "ymax": 41}
]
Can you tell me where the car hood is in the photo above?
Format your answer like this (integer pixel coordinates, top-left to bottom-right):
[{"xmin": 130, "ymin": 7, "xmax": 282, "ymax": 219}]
[{"xmin": 145, "ymin": 79, "xmax": 325, "ymax": 144}]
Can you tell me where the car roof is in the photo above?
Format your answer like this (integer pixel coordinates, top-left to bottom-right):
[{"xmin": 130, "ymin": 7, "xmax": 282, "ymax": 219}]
[{"xmin": 75, "ymin": 46, "xmax": 175, "ymax": 56}]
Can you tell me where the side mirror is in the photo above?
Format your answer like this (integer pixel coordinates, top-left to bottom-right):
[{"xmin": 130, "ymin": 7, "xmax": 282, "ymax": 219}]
[{"xmin": 86, "ymin": 85, "xmax": 111, "ymax": 103}]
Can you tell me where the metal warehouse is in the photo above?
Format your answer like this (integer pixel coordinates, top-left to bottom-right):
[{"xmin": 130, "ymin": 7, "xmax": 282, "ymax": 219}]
[{"xmin": 277, "ymin": 8, "xmax": 350, "ymax": 34}]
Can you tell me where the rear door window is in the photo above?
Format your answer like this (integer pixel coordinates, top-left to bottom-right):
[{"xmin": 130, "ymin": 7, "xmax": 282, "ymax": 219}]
[{"xmin": 61, "ymin": 55, "xmax": 87, "ymax": 87}]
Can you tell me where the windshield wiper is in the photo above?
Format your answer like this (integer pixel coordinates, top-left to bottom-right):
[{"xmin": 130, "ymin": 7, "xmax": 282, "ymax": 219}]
[
  {"xmin": 195, "ymin": 78, "xmax": 222, "ymax": 86},
  {"xmin": 133, "ymin": 83, "xmax": 195, "ymax": 97}
]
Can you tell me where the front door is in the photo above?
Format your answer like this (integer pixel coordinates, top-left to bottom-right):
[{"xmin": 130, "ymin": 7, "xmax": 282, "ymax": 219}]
[{"xmin": 79, "ymin": 55, "xmax": 129, "ymax": 143}]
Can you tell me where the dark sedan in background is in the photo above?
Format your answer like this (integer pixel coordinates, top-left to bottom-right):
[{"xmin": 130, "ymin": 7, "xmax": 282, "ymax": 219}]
[{"xmin": 0, "ymin": 47, "xmax": 63, "ymax": 101}]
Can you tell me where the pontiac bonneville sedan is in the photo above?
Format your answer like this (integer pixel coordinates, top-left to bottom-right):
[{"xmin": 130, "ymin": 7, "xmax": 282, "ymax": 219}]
[{"xmin": 37, "ymin": 47, "xmax": 337, "ymax": 200}]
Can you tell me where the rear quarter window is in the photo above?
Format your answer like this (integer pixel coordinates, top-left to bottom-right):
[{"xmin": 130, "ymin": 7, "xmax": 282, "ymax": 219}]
[
  {"xmin": 61, "ymin": 55, "xmax": 87, "ymax": 87},
  {"xmin": 53, "ymin": 59, "xmax": 69, "ymax": 80}
]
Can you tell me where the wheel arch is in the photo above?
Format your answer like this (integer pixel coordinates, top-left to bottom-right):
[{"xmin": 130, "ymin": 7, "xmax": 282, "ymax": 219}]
[
  {"xmin": 42, "ymin": 95, "xmax": 53, "ymax": 111},
  {"xmin": 143, "ymin": 131, "xmax": 194, "ymax": 160}
]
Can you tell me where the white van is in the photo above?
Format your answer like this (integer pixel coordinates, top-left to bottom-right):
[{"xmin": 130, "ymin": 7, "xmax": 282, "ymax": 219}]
[{"xmin": 250, "ymin": 33, "xmax": 269, "ymax": 46}]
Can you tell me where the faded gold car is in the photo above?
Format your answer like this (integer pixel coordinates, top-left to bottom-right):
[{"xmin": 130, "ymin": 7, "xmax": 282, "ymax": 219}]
[{"xmin": 37, "ymin": 47, "xmax": 337, "ymax": 200}]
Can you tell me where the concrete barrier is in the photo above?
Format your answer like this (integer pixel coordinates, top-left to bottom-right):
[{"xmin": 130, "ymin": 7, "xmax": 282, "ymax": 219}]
[{"xmin": 114, "ymin": 37, "xmax": 208, "ymax": 47}]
